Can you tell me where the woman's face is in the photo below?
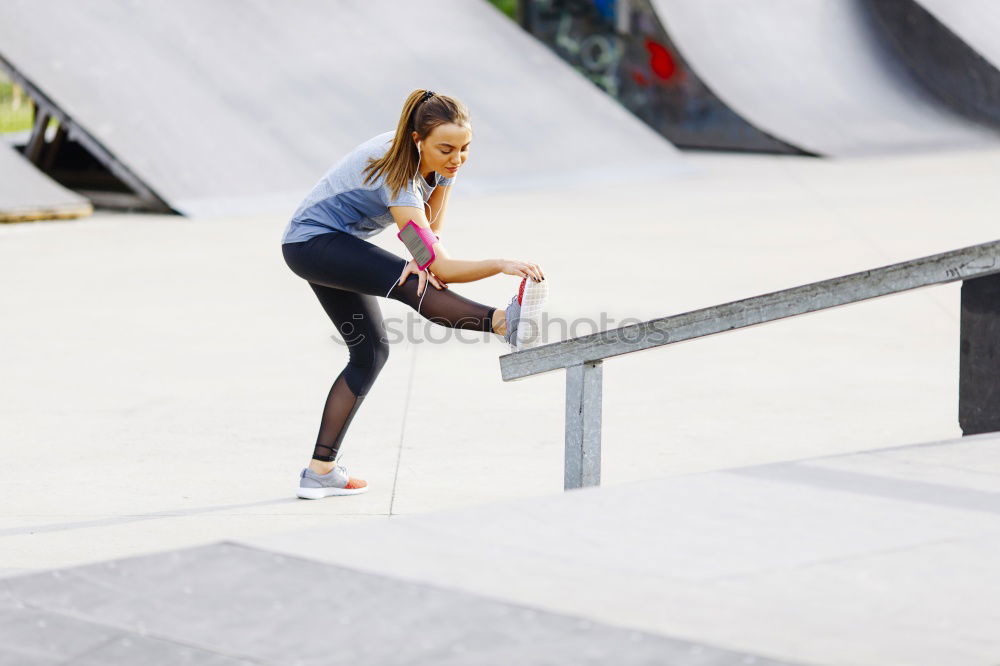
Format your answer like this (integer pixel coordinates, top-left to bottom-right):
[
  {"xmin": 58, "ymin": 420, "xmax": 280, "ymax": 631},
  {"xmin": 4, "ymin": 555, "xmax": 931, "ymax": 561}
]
[{"xmin": 414, "ymin": 122, "xmax": 472, "ymax": 179}]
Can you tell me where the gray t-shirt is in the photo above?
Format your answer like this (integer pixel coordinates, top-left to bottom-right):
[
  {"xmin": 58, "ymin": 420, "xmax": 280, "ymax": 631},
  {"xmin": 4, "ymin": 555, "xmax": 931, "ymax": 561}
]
[{"xmin": 281, "ymin": 131, "xmax": 452, "ymax": 244}]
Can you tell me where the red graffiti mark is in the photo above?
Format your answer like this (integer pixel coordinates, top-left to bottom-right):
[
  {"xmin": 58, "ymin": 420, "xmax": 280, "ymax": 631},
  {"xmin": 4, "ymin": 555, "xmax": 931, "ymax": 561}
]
[{"xmin": 645, "ymin": 39, "xmax": 677, "ymax": 80}]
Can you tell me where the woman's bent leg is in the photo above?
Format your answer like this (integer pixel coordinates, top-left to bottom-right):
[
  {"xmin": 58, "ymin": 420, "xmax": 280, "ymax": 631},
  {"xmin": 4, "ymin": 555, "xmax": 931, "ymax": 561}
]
[
  {"xmin": 307, "ymin": 283, "xmax": 389, "ymax": 462},
  {"xmin": 283, "ymin": 232, "xmax": 498, "ymax": 333}
]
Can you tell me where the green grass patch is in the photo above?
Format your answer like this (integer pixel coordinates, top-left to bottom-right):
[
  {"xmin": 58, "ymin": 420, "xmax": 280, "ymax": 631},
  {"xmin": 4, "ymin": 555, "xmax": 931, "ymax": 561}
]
[
  {"xmin": 488, "ymin": 0, "xmax": 518, "ymax": 20},
  {"xmin": 1, "ymin": 78, "xmax": 60, "ymax": 135},
  {"xmin": 0, "ymin": 78, "xmax": 35, "ymax": 134}
]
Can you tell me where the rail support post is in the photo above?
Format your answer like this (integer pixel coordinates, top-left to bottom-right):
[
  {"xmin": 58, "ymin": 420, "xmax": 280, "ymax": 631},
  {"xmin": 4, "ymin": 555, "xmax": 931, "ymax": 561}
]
[
  {"xmin": 960, "ymin": 273, "xmax": 1000, "ymax": 435},
  {"xmin": 565, "ymin": 360, "xmax": 603, "ymax": 489}
]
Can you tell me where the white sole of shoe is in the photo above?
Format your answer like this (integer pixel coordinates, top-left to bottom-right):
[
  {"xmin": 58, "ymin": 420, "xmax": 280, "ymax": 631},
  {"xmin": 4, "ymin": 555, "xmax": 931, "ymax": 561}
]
[
  {"xmin": 515, "ymin": 278, "xmax": 548, "ymax": 350},
  {"xmin": 296, "ymin": 485, "xmax": 369, "ymax": 499}
]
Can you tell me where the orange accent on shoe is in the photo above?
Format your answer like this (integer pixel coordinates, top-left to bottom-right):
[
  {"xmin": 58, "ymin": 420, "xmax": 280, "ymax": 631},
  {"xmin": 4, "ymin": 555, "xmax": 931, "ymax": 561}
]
[{"xmin": 345, "ymin": 478, "xmax": 367, "ymax": 490}]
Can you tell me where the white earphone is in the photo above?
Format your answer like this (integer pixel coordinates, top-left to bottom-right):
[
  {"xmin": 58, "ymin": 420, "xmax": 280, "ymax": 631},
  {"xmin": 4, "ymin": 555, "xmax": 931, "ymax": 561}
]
[{"xmin": 413, "ymin": 139, "xmax": 448, "ymax": 227}]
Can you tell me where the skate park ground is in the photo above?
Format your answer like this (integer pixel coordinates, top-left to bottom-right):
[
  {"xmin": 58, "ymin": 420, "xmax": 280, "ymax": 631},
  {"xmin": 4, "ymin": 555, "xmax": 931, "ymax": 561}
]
[{"xmin": 3, "ymin": 147, "xmax": 1000, "ymax": 664}]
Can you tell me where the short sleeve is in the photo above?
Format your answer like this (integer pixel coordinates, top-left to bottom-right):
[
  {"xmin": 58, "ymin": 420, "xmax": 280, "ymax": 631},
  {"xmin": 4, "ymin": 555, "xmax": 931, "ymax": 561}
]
[
  {"xmin": 379, "ymin": 179, "xmax": 422, "ymax": 208},
  {"xmin": 438, "ymin": 174, "xmax": 454, "ymax": 187}
]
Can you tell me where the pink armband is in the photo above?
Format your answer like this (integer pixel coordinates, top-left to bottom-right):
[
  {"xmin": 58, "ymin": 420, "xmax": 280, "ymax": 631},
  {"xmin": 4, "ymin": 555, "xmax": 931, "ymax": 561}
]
[{"xmin": 397, "ymin": 220, "xmax": 438, "ymax": 271}]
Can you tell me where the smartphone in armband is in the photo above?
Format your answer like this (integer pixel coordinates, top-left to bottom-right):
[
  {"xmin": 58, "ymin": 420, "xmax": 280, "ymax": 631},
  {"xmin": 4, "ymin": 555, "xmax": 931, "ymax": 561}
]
[{"xmin": 397, "ymin": 220, "xmax": 438, "ymax": 271}]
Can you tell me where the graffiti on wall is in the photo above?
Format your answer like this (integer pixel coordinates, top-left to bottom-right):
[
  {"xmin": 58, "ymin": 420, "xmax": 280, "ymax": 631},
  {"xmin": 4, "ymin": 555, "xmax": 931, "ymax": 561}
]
[{"xmin": 522, "ymin": 0, "xmax": 800, "ymax": 153}]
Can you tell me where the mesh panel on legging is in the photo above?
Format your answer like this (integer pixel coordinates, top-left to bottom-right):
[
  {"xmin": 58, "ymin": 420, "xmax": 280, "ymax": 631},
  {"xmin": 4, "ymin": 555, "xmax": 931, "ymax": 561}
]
[
  {"xmin": 313, "ymin": 371, "xmax": 365, "ymax": 462},
  {"xmin": 385, "ymin": 269, "xmax": 497, "ymax": 332}
]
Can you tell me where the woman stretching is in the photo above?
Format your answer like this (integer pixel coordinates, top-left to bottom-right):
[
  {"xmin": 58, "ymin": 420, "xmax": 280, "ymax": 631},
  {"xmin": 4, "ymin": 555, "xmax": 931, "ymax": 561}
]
[{"xmin": 281, "ymin": 90, "xmax": 548, "ymax": 499}]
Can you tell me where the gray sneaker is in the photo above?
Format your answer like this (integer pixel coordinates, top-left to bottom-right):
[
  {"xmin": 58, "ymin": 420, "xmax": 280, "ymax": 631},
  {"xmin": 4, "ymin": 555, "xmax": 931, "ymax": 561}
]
[
  {"xmin": 297, "ymin": 462, "xmax": 368, "ymax": 499},
  {"xmin": 503, "ymin": 276, "xmax": 548, "ymax": 351}
]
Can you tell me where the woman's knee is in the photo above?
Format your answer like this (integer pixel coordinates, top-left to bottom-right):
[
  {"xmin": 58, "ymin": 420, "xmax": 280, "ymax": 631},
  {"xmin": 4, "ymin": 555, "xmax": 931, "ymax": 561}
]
[
  {"xmin": 370, "ymin": 339, "xmax": 390, "ymax": 373},
  {"xmin": 348, "ymin": 335, "xmax": 390, "ymax": 368},
  {"xmin": 345, "ymin": 341, "xmax": 389, "ymax": 396}
]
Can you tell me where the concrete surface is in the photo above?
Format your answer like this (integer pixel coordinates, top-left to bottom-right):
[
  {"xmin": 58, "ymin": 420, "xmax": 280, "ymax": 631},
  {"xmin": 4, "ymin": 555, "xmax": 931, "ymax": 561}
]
[
  {"xmin": 0, "ymin": 542, "xmax": 795, "ymax": 666},
  {"xmin": 2, "ymin": 146, "xmax": 999, "ymax": 575},
  {"xmin": 237, "ymin": 432, "xmax": 1000, "ymax": 666},
  {"xmin": 3, "ymin": 431, "xmax": 998, "ymax": 665}
]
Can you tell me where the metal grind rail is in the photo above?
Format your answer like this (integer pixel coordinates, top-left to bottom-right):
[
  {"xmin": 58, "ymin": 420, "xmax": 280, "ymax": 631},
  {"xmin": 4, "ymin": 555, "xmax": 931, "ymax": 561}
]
[{"xmin": 499, "ymin": 240, "xmax": 1000, "ymax": 490}]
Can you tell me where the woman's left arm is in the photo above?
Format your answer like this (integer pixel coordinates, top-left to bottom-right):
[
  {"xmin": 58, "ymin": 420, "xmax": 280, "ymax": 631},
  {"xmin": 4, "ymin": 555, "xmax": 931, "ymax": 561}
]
[{"xmin": 425, "ymin": 182, "xmax": 452, "ymax": 236}]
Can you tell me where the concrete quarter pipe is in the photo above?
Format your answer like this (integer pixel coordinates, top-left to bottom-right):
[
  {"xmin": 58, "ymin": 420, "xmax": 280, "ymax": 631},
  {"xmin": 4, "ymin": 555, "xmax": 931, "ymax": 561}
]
[
  {"xmin": 0, "ymin": 0, "xmax": 680, "ymax": 217},
  {"xmin": 649, "ymin": 0, "xmax": 997, "ymax": 156},
  {"xmin": 866, "ymin": 0, "xmax": 1000, "ymax": 128}
]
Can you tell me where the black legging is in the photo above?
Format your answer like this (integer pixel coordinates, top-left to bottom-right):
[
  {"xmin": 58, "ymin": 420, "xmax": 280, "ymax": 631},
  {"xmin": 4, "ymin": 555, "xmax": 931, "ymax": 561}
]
[{"xmin": 282, "ymin": 231, "xmax": 497, "ymax": 462}]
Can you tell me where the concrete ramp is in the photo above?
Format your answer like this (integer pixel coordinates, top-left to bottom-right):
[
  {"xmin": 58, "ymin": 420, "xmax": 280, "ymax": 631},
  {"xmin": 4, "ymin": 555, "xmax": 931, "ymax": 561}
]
[
  {"xmin": 914, "ymin": 1, "xmax": 1000, "ymax": 69},
  {"xmin": 0, "ymin": 143, "xmax": 91, "ymax": 222},
  {"xmin": 0, "ymin": 0, "xmax": 680, "ymax": 218},
  {"xmin": 649, "ymin": 0, "xmax": 997, "ymax": 156},
  {"xmin": 866, "ymin": 0, "xmax": 1000, "ymax": 127}
]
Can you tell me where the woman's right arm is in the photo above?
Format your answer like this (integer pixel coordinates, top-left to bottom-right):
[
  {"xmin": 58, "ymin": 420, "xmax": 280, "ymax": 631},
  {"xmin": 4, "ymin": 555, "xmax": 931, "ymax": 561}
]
[
  {"xmin": 389, "ymin": 206, "xmax": 543, "ymax": 284},
  {"xmin": 429, "ymin": 242, "xmax": 503, "ymax": 283}
]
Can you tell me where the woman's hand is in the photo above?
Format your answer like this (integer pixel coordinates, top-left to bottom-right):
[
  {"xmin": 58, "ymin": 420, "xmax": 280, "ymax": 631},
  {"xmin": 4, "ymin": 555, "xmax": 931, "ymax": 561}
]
[
  {"xmin": 397, "ymin": 258, "xmax": 448, "ymax": 296},
  {"xmin": 500, "ymin": 259, "xmax": 545, "ymax": 282}
]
